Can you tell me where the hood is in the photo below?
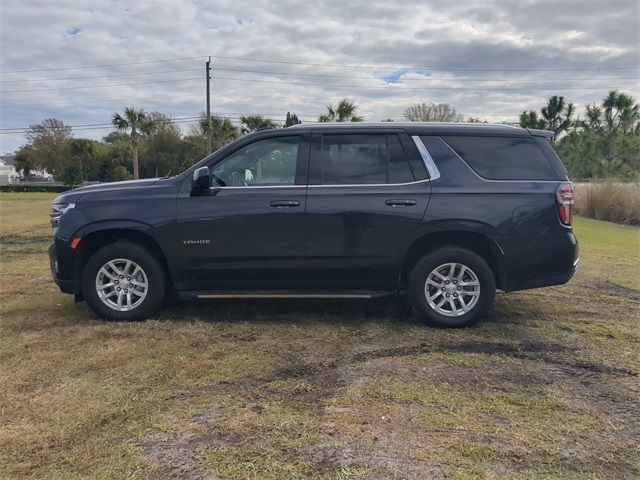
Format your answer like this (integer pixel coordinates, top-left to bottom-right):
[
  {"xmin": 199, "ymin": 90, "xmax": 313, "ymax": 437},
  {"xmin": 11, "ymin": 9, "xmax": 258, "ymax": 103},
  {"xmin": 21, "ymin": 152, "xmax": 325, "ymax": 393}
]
[{"xmin": 54, "ymin": 178, "xmax": 161, "ymax": 204}]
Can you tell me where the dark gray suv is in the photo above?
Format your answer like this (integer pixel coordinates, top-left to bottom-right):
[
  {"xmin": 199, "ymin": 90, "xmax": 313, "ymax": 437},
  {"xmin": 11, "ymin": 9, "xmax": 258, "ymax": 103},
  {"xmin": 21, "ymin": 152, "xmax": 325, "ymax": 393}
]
[{"xmin": 50, "ymin": 123, "xmax": 578, "ymax": 327}]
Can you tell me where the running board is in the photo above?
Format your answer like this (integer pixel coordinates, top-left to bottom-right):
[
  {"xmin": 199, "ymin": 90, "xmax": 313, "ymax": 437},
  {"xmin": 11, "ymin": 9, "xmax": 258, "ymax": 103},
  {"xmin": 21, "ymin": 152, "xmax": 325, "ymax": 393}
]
[{"xmin": 178, "ymin": 290, "xmax": 393, "ymax": 300}]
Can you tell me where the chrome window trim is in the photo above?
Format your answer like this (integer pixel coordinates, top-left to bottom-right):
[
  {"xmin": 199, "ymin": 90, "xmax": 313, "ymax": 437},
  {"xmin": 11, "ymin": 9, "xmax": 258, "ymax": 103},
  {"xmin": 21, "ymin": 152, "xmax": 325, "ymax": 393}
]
[
  {"xmin": 213, "ymin": 184, "xmax": 304, "ymax": 189},
  {"xmin": 211, "ymin": 179, "xmax": 431, "ymax": 190},
  {"xmin": 308, "ymin": 179, "xmax": 429, "ymax": 188},
  {"xmin": 411, "ymin": 135, "xmax": 441, "ymax": 181}
]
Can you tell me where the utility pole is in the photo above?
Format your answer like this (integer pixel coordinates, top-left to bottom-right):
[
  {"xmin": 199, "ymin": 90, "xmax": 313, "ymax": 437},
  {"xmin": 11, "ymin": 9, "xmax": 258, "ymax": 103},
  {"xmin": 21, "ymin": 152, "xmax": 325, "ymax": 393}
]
[{"xmin": 206, "ymin": 56, "xmax": 212, "ymax": 154}]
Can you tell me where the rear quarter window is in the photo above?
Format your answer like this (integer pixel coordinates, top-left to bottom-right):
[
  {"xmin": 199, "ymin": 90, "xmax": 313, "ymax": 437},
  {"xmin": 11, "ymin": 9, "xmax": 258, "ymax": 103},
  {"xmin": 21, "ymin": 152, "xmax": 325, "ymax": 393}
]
[{"xmin": 442, "ymin": 135, "xmax": 559, "ymax": 180}]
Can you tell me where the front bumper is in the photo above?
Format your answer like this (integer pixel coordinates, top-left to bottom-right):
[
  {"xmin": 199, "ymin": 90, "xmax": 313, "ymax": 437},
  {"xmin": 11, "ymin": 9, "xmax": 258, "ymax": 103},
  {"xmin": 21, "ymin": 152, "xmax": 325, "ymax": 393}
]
[{"xmin": 49, "ymin": 241, "xmax": 75, "ymax": 294}]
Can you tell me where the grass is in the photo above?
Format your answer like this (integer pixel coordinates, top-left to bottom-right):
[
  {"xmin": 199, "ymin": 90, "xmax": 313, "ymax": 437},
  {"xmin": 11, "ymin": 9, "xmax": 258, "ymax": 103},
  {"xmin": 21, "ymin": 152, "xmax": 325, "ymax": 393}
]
[
  {"xmin": 574, "ymin": 181, "xmax": 640, "ymax": 226},
  {"xmin": 1, "ymin": 192, "xmax": 639, "ymax": 479}
]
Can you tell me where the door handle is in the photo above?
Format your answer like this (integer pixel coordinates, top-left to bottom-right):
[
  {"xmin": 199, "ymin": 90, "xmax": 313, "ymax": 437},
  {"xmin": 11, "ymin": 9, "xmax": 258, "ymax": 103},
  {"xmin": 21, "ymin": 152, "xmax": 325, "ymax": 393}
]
[
  {"xmin": 385, "ymin": 199, "xmax": 417, "ymax": 207},
  {"xmin": 269, "ymin": 200, "xmax": 300, "ymax": 208}
]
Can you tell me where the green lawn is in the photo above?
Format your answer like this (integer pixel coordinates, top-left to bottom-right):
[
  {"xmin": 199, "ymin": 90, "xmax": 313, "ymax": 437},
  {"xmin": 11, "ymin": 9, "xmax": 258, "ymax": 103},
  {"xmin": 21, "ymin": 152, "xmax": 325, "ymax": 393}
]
[{"xmin": 1, "ymin": 193, "xmax": 639, "ymax": 480}]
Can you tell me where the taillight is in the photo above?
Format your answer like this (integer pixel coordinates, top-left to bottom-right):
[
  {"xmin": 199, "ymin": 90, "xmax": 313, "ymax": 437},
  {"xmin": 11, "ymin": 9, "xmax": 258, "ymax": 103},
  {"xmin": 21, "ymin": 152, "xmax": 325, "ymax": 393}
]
[{"xmin": 556, "ymin": 182, "xmax": 574, "ymax": 226}]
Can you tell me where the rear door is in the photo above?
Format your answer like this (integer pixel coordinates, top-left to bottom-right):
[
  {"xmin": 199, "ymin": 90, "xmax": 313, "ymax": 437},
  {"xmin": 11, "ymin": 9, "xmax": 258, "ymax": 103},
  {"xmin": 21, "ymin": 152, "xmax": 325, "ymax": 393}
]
[{"xmin": 304, "ymin": 129, "xmax": 431, "ymax": 290}]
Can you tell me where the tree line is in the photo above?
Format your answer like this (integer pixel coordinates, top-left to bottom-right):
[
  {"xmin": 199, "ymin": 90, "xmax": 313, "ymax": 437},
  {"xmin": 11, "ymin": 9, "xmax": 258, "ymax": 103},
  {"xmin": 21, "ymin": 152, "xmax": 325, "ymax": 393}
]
[{"xmin": 12, "ymin": 90, "xmax": 639, "ymax": 185}]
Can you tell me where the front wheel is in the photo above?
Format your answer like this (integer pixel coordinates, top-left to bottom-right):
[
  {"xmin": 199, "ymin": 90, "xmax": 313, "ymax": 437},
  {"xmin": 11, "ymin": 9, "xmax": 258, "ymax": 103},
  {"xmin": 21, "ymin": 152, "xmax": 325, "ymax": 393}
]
[
  {"xmin": 408, "ymin": 247, "xmax": 495, "ymax": 328},
  {"xmin": 82, "ymin": 241, "xmax": 166, "ymax": 321}
]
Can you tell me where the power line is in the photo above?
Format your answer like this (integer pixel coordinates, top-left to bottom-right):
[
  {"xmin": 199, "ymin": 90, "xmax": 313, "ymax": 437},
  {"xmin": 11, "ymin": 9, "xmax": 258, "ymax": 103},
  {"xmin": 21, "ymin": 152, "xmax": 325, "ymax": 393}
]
[
  {"xmin": 0, "ymin": 68, "xmax": 202, "ymax": 83},
  {"xmin": 212, "ymin": 66, "xmax": 639, "ymax": 82},
  {"xmin": 1, "ymin": 53, "xmax": 635, "ymax": 76},
  {"xmin": 0, "ymin": 56, "xmax": 205, "ymax": 74},
  {"xmin": 1, "ymin": 112, "xmax": 528, "ymax": 134},
  {"xmin": 2, "ymin": 77, "xmax": 202, "ymax": 93},
  {"xmin": 1, "ymin": 65, "xmax": 635, "ymax": 88},
  {"xmin": 212, "ymin": 54, "xmax": 640, "ymax": 72},
  {"xmin": 0, "ymin": 116, "xmax": 203, "ymax": 134},
  {"xmin": 211, "ymin": 75, "xmax": 635, "ymax": 92}
]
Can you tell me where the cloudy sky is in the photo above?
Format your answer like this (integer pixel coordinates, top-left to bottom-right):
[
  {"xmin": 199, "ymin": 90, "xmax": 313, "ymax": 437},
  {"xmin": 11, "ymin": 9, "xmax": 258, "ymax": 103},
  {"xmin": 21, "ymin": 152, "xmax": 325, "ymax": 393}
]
[{"xmin": 1, "ymin": 0, "xmax": 639, "ymax": 153}]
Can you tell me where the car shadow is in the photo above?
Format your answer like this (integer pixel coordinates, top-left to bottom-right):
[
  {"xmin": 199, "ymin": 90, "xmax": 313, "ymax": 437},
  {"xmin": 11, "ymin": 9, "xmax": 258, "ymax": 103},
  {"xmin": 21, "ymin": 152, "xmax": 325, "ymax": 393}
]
[{"xmin": 156, "ymin": 297, "xmax": 418, "ymax": 327}]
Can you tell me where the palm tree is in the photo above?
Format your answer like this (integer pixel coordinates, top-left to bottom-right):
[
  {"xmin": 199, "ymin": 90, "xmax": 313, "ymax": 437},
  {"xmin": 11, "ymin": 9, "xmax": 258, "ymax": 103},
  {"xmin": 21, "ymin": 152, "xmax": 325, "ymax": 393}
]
[
  {"xmin": 519, "ymin": 110, "xmax": 546, "ymax": 129},
  {"xmin": 199, "ymin": 114, "xmax": 240, "ymax": 150},
  {"xmin": 318, "ymin": 98, "xmax": 363, "ymax": 122},
  {"xmin": 239, "ymin": 115, "xmax": 278, "ymax": 134},
  {"xmin": 583, "ymin": 90, "xmax": 639, "ymax": 136},
  {"xmin": 284, "ymin": 112, "xmax": 301, "ymax": 127},
  {"xmin": 112, "ymin": 107, "xmax": 155, "ymax": 179},
  {"xmin": 540, "ymin": 96, "xmax": 574, "ymax": 142}
]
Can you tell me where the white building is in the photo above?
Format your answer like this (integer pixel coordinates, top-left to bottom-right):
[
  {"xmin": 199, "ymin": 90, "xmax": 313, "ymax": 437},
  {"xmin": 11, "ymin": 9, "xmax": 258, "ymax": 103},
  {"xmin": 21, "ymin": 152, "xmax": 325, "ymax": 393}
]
[{"xmin": 0, "ymin": 155, "xmax": 20, "ymax": 184}]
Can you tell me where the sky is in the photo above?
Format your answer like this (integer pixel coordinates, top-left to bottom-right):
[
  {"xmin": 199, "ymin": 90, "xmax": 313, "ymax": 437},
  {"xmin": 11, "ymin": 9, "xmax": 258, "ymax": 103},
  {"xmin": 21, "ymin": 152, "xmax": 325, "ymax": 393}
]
[{"xmin": 1, "ymin": 0, "xmax": 639, "ymax": 153}]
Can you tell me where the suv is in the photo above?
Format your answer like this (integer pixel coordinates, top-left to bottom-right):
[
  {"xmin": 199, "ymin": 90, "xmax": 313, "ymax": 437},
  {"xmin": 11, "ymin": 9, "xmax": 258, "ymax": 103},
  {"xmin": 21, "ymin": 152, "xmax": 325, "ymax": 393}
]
[{"xmin": 49, "ymin": 123, "xmax": 578, "ymax": 327}]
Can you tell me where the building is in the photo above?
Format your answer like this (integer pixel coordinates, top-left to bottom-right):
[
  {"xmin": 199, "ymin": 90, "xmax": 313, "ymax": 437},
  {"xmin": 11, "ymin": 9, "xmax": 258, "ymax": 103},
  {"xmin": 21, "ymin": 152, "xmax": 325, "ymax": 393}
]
[{"xmin": 0, "ymin": 155, "xmax": 20, "ymax": 184}]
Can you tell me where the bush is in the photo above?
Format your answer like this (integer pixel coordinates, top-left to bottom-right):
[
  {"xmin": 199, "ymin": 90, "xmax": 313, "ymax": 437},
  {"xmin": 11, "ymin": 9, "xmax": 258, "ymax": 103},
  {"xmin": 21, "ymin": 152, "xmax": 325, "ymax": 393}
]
[
  {"xmin": 574, "ymin": 182, "xmax": 640, "ymax": 226},
  {"xmin": 0, "ymin": 184, "xmax": 75, "ymax": 193}
]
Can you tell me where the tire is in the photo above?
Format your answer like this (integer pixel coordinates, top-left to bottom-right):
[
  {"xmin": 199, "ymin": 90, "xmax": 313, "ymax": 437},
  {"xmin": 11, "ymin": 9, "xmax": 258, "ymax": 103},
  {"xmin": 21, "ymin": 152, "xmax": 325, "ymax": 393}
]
[
  {"xmin": 408, "ymin": 247, "xmax": 495, "ymax": 328},
  {"xmin": 82, "ymin": 241, "xmax": 166, "ymax": 321}
]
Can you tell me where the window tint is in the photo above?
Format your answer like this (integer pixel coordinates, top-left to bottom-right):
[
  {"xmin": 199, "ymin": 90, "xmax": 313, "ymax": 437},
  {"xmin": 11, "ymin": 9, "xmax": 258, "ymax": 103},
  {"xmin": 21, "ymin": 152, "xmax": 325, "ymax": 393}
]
[
  {"xmin": 319, "ymin": 134, "xmax": 414, "ymax": 185},
  {"xmin": 535, "ymin": 137, "xmax": 568, "ymax": 178},
  {"xmin": 212, "ymin": 137, "xmax": 299, "ymax": 186},
  {"xmin": 388, "ymin": 135, "xmax": 415, "ymax": 183},
  {"xmin": 442, "ymin": 136, "xmax": 558, "ymax": 180}
]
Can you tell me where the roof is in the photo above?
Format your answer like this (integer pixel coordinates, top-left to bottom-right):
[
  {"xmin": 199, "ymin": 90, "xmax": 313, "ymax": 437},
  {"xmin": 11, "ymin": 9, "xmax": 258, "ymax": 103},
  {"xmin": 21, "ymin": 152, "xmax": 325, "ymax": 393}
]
[
  {"xmin": 286, "ymin": 122, "xmax": 546, "ymax": 137},
  {"xmin": 0, "ymin": 155, "xmax": 16, "ymax": 166}
]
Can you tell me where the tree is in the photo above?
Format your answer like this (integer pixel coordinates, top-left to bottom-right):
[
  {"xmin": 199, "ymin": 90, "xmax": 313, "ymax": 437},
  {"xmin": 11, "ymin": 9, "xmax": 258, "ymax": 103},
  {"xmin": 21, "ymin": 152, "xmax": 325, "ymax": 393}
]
[
  {"xmin": 67, "ymin": 138, "xmax": 100, "ymax": 182},
  {"xmin": 199, "ymin": 114, "xmax": 240, "ymax": 149},
  {"xmin": 519, "ymin": 111, "xmax": 545, "ymax": 129},
  {"xmin": 13, "ymin": 145, "xmax": 37, "ymax": 179},
  {"xmin": 239, "ymin": 114, "xmax": 278, "ymax": 134},
  {"xmin": 112, "ymin": 107, "xmax": 155, "ymax": 179},
  {"xmin": 140, "ymin": 112, "xmax": 185, "ymax": 177},
  {"xmin": 113, "ymin": 165, "xmax": 133, "ymax": 181},
  {"xmin": 284, "ymin": 112, "xmax": 301, "ymax": 127},
  {"xmin": 467, "ymin": 117, "xmax": 488, "ymax": 123},
  {"xmin": 541, "ymin": 96, "xmax": 574, "ymax": 141},
  {"xmin": 581, "ymin": 90, "xmax": 639, "ymax": 136},
  {"xmin": 403, "ymin": 102, "xmax": 463, "ymax": 122},
  {"xmin": 20, "ymin": 118, "xmax": 73, "ymax": 179},
  {"xmin": 561, "ymin": 90, "xmax": 640, "ymax": 177},
  {"xmin": 318, "ymin": 98, "xmax": 363, "ymax": 122}
]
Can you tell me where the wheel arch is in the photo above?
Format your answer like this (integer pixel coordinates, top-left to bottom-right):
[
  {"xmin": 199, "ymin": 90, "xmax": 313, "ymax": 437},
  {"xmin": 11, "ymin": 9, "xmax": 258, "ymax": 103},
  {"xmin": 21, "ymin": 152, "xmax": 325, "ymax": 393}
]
[
  {"xmin": 402, "ymin": 229, "xmax": 507, "ymax": 290},
  {"xmin": 71, "ymin": 224, "xmax": 172, "ymax": 295}
]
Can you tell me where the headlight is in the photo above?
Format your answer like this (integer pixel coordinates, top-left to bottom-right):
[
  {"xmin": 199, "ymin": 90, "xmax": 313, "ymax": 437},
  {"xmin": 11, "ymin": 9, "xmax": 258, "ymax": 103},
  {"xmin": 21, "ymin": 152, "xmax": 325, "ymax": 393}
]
[{"xmin": 50, "ymin": 203, "xmax": 75, "ymax": 227}]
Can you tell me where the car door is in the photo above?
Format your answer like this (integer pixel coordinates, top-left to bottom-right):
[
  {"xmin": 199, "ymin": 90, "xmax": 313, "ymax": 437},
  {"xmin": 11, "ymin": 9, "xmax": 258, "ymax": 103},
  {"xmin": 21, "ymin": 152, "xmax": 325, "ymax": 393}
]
[
  {"xmin": 304, "ymin": 129, "xmax": 431, "ymax": 290},
  {"xmin": 174, "ymin": 133, "xmax": 310, "ymax": 292}
]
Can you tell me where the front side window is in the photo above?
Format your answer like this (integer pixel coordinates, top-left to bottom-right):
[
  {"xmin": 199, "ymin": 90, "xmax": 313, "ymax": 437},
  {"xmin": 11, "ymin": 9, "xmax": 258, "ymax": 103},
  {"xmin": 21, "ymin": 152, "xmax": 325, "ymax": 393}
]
[
  {"xmin": 318, "ymin": 134, "xmax": 414, "ymax": 185},
  {"xmin": 211, "ymin": 136, "xmax": 299, "ymax": 187}
]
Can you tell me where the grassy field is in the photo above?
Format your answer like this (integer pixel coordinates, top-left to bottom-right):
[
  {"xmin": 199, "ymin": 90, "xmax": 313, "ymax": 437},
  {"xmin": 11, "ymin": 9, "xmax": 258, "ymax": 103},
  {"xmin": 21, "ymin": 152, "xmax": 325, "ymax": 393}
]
[{"xmin": 0, "ymin": 192, "xmax": 639, "ymax": 480}]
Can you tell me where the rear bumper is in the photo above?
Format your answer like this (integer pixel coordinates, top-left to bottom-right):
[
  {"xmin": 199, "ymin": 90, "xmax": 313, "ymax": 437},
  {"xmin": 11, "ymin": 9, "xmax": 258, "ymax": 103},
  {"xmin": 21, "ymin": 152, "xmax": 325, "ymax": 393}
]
[
  {"xmin": 506, "ymin": 256, "xmax": 578, "ymax": 291},
  {"xmin": 503, "ymin": 231, "xmax": 579, "ymax": 292}
]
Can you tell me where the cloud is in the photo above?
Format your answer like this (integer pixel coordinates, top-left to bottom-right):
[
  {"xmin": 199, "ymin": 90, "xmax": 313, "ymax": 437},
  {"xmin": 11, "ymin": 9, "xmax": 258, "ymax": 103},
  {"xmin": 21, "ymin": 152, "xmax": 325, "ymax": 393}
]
[{"xmin": 1, "ymin": 0, "xmax": 638, "ymax": 153}]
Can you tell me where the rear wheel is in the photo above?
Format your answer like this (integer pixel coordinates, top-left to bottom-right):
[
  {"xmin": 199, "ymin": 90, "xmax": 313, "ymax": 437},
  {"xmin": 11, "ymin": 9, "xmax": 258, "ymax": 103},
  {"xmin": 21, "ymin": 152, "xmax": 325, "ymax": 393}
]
[
  {"xmin": 408, "ymin": 247, "xmax": 495, "ymax": 328},
  {"xmin": 82, "ymin": 241, "xmax": 166, "ymax": 321}
]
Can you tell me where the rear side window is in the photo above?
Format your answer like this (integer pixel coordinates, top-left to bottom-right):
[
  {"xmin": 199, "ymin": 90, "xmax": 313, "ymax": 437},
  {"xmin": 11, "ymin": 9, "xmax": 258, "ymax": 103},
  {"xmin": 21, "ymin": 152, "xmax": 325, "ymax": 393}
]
[
  {"xmin": 318, "ymin": 134, "xmax": 414, "ymax": 185},
  {"xmin": 442, "ymin": 135, "xmax": 559, "ymax": 180},
  {"xmin": 535, "ymin": 137, "xmax": 568, "ymax": 179}
]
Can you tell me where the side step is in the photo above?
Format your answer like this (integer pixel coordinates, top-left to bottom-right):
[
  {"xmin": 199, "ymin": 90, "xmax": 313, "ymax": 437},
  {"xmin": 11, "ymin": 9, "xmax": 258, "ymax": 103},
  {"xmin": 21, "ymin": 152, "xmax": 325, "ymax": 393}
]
[{"xmin": 178, "ymin": 290, "xmax": 394, "ymax": 300}]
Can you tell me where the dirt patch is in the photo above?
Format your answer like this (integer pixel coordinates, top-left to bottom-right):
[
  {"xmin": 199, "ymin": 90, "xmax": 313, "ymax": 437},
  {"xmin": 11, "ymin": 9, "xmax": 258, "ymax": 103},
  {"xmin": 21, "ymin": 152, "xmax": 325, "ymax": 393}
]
[
  {"xmin": 347, "ymin": 340, "xmax": 638, "ymax": 377},
  {"xmin": 137, "ymin": 433, "xmax": 220, "ymax": 480},
  {"xmin": 584, "ymin": 281, "xmax": 640, "ymax": 302}
]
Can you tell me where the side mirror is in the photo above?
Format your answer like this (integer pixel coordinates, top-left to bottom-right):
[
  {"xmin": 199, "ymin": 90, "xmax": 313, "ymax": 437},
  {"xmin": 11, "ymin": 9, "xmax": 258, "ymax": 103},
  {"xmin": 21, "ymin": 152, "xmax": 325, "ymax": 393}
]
[{"xmin": 191, "ymin": 166, "xmax": 210, "ymax": 195}]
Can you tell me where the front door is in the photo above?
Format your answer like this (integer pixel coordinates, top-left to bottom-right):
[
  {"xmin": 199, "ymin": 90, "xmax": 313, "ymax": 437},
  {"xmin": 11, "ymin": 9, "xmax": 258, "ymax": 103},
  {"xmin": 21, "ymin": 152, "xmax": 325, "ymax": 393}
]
[
  {"xmin": 304, "ymin": 131, "xmax": 431, "ymax": 290},
  {"xmin": 175, "ymin": 134, "xmax": 310, "ymax": 291}
]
